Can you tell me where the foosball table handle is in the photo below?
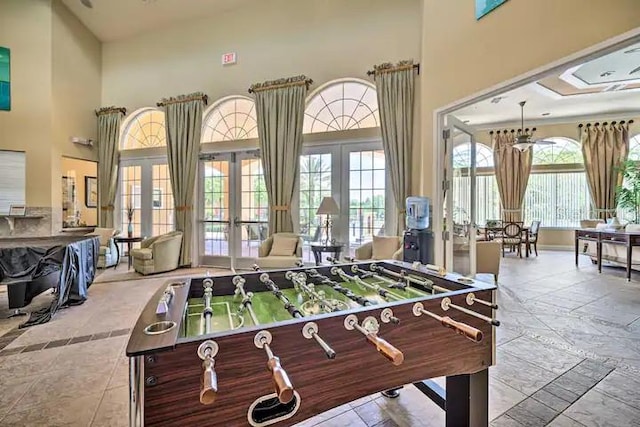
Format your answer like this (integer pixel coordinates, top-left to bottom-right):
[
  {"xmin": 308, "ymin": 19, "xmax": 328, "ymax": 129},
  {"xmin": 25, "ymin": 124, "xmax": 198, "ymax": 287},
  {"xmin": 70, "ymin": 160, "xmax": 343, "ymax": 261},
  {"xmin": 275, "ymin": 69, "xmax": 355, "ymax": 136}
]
[
  {"xmin": 200, "ymin": 358, "xmax": 218, "ymax": 405},
  {"xmin": 267, "ymin": 355, "xmax": 295, "ymax": 404},
  {"xmin": 440, "ymin": 316, "xmax": 483, "ymax": 342},
  {"xmin": 365, "ymin": 334, "xmax": 404, "ymax": 366}
]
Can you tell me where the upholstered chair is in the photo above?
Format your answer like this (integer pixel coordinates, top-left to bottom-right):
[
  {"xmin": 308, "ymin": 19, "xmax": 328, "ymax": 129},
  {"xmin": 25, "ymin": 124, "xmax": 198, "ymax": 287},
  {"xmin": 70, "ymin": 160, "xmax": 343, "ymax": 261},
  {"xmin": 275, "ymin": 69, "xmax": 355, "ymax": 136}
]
[
  {"xmin": 256, "ymin": 233, "xmax": 303, "ymax": 269},
  {"xmin": 476, "ymin": 240, "xmax": 501, "ymax": 284},
  {"xmin": 131, "ymin": 231, "xmax": 183, "ymax": 275},
  {"xmin": 354, "ymin": 236, "xmax": 403, "ymax": 261},
  {"xmin": 86, "ymin": 228, "xmax": 119, "ymax": 268}
]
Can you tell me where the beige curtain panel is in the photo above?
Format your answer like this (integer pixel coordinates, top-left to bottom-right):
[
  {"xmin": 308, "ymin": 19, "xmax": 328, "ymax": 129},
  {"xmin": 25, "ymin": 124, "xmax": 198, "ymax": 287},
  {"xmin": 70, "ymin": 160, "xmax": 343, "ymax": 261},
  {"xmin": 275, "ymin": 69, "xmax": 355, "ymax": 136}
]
[
  {"xmin": 250, "ymin": 75, "xmax": 310, "ymax": 234},
  {"xmin": 373, "ymin": 60, "xmax": 416, "ymax": 235},
  {"xmin": 160, "ymin": 92, "xmax": 207, "ymax": 266},
  {"xmin": 492, "ymin": 131, "xmax": 533, "ymax": 222},
  {"xmin": 580, "ymin": 122, "xmax": 630, "ymax": 220},
  {"xmin": 96, "ymin": 106, "xmax": 125, "ymax": 228}
]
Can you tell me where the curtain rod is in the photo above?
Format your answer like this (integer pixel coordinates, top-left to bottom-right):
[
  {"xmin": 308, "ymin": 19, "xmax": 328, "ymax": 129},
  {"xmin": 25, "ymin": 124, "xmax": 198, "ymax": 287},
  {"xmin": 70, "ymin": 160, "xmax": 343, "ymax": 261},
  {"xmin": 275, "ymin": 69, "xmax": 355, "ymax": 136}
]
[
  {"xmin": 489, "ymin": 128, "xmax": 537, "ymax": 134},
  {"xmin": 367, "ymin": 63, "xmax": 420, "ymax": 76},
  {"xmin": 248, "ymin": 78, "xmax": 313, "ymax": 94},
  {"xmin": 157, "ymin": 93, "xmax": 208, "ymax": 107},
  {"xmin": 95, "ymin": 106, "xmax": 126, "ymax": 117},
  {"xmin": 578, "ymin": 119, "xmax": 634, "ymax": 128}
]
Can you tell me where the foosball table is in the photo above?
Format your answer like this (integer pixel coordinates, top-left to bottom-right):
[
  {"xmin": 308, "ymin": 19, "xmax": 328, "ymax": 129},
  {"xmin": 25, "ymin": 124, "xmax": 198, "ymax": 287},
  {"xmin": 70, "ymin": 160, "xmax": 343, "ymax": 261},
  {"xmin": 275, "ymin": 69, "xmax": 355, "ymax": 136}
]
[{"xmin": 127, "ymin": 259, "xmax": 499, "ymax": 427}]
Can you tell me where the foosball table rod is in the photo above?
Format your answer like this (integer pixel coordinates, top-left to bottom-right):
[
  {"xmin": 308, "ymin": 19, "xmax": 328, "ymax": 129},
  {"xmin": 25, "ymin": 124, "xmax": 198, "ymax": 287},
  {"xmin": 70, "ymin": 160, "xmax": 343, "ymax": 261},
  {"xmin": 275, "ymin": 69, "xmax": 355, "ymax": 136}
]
[
  {"xmin": 259, "ymin": 272, "xmax": 337, "ymax": 359},
  {"xmin": 202, "ymin": 278, "xmax": 214, "ymax": 334},
  {"xmin": 285, "ymin": 271, "xmax": 342, "ymax": 312},
  {"xmin": 412, "ymin": 302, "xmax": 484, "ymax": 342},
  {"xmin": 302, "ymin": 322, "xmax": 336, "ymax": 359},
  {"xmin": 197, "ymin": 340, "xmax": 219, "ymax": 405},
  {"xmin": 307, "ymin": 269, "xmax": 377, "ymax": 307},
  {"xmin": 350, "ymin": 264, "xmax": 426, "ymax": 298},
  {"xmin": 330, "ymin": 267, "xmax": 405, "ymax": 302},
  {"xmin": 232, "ymin": 276, "xmax": 259, "ymax": 326},
  {"xmin": 254, "ymin": 330, "xmax": 295, "ymax": 404},
  {"xmin": 344, "ymin": 314, "xmax": 404, "ymax": 366},
  {"xmin": 371, "ymin": 263, "xmax": 498, "ymax": 310},
  {"xmin": 441, "ymin": 297, "xmax": 500, "ymax": 326}
]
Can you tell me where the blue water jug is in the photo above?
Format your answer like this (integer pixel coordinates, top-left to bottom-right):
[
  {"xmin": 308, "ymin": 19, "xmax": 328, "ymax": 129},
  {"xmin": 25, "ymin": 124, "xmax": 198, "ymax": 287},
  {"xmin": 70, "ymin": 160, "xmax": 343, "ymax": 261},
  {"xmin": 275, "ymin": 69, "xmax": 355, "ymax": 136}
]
[{"xmin": 406, "ymin": 197, "xmax": 430, "ymax": 230}]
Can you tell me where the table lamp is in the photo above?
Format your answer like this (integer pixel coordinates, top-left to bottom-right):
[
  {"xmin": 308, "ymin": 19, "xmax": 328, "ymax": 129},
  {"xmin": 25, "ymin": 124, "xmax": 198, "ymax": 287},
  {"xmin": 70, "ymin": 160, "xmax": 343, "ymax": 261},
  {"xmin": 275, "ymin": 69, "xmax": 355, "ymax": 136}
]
[{"xmin": 316, "ymin": 196, "xmax": 340, "ymax": 245}]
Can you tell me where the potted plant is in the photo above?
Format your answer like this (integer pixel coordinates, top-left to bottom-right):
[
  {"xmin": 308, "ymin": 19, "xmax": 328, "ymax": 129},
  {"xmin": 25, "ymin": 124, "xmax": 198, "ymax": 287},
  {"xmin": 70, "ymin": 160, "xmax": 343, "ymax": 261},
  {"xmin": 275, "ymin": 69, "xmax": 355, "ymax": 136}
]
[{"xmin": 616, "ymin": 160, "xmax": 640, "ymax": 224}]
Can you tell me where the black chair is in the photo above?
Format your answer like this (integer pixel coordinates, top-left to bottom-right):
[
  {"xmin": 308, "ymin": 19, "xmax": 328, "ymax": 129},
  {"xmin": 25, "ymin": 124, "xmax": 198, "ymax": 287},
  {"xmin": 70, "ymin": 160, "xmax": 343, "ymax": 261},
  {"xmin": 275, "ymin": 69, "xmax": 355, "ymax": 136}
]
[
  {"xmin": 528, "ymin": 220, "xmax": 541, "ymax": 256},
  {"xmin": 496, "ymin": 222, "xmax": 524, "ymax": 257}
]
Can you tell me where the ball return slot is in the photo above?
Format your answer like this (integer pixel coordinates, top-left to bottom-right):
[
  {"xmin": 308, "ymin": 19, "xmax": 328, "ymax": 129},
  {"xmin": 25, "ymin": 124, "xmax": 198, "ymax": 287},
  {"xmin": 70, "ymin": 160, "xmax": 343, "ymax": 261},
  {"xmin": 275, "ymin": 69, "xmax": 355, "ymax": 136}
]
[
  {"xmin": 370, "ymin": 262, "xmax": 499, "ymax": 310},
  {"xmin": 344, "ymin": 314, "xmax": 404, "ymax": 366},
  {"xmin": 254, "ymin": 330, "xmax": 295, "ymax": 404},
  {"xmin": 197, "ymin": 340, "xmax": 219, "ymax": 405},
  {"xmin": 258, "ymin": 272, "xmax": 336, "ymax": 359},
  {"xmin": 412, "ymin": 302, "xmax": 483, "ymax": 342}
]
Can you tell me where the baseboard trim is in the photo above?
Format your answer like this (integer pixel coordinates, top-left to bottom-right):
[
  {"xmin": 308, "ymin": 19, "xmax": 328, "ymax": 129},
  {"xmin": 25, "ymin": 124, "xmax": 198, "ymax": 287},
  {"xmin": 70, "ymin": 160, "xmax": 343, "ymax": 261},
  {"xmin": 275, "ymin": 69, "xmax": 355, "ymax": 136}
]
[{"xmin": 538, "ymin": 245, "xmax": 573, "ymax": 251}]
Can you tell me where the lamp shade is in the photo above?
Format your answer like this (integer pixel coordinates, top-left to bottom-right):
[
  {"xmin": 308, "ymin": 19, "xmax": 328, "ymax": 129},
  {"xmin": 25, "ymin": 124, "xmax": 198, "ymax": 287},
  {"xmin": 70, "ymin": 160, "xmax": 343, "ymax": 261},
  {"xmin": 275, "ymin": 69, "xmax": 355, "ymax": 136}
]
[{"xmin": 316, "ymin": 196, "xmax": 340, "ymax": 215}]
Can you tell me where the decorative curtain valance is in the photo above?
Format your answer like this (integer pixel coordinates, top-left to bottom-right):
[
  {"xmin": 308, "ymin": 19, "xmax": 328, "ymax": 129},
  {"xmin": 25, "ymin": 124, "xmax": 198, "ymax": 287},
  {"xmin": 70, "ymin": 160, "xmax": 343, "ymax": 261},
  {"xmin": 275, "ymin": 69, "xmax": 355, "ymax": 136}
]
[
  {"xmin": 95, "ymin": 106, "xmax": 126, "ymax": 228},
  {"xmin": 249, "ymin": 75, "xmax": 313, "ymax": 94},
  {"xmin": 250, "ymin": 75, "xmax": 310, "ymax": 233},
  {"xmin": 160, "ymin": 92, "xmax": 207, "ymax": 266},
  {"xmin": 579, "ymin": 121, "xmax": 631, "ymax": 220},
  {"xmin": 491, "ymin": 130, "xmax": 533, "ymax": 222},
  {"xmin": 367, "ymin": 60, "xmax": 420, "ymax": 76},
  {"xmin": 371, "ymin": 59, "xmax": 418, "ymax": 235}
]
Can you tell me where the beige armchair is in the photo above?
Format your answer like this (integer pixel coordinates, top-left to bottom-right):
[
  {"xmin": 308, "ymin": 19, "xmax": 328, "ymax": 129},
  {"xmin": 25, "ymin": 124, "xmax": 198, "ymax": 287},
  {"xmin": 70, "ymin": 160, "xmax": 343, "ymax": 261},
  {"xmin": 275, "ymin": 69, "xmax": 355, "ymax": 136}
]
[
  {"xmin": 476, "ymin": 241, "xmax": 501, "ymax": 284},
  {"xmin": 355, "ymin": 236, "xmax": 403, "ymax": 261},
  {"xmin": 256, "ymin": 233, "xmax": 303, "ymax": 269},
  {"xmin": 131, "ymin": 231, "xmax": 183, "ymax": 275},
  {"xmin": 86, "ymin": 228, "xmax": 119, "ymax": 268}
]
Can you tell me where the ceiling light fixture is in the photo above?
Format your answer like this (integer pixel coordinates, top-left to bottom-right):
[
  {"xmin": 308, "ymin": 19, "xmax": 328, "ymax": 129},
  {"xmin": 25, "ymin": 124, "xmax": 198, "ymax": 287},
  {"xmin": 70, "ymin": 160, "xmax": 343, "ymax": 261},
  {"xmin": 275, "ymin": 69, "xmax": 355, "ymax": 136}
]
[{"xmin": 513, "ymin": 101, "xmax": 556, "ymax": 151}]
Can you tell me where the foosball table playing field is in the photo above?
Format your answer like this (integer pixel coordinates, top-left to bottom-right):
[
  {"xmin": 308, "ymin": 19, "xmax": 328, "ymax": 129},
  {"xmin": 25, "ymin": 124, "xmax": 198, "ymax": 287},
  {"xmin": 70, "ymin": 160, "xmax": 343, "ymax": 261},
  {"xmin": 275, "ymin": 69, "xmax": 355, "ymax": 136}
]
[{"xmin": 127, "ymin": 259, "xmax": 499, "ymax": 427}]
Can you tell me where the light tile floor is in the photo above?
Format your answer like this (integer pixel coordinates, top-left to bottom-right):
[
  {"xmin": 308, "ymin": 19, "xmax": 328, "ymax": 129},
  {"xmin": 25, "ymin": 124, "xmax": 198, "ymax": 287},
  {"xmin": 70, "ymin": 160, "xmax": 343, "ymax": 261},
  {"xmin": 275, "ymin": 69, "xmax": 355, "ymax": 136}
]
[{"xmin": 0, "ymin": 251, "xmax": 639, "ymax": 426}]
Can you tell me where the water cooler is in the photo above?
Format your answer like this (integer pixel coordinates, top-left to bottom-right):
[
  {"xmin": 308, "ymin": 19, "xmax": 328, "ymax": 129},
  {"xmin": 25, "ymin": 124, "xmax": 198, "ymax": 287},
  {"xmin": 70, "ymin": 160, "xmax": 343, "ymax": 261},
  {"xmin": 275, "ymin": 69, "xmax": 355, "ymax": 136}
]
[{"xmin": 403, "ymin": 197, "xmax": 434, "ymax": 265}]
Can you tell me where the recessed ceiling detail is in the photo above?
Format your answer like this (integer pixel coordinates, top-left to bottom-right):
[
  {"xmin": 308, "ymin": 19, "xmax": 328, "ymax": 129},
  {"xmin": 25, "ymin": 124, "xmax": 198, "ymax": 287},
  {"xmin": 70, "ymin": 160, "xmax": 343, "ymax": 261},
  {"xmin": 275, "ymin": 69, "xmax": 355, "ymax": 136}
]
[{"xmin": 569, "ymin": 41, "xmax": 640, "ymax": 85}]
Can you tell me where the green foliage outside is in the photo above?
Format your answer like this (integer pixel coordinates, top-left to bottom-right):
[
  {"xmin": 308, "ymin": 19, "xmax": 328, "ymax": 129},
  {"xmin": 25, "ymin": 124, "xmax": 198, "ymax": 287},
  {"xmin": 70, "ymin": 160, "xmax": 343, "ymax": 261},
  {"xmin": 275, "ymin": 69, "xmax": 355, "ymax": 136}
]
[{"xmin": 616, "ymin": 160, "xmax": 640, "ymax": 224}]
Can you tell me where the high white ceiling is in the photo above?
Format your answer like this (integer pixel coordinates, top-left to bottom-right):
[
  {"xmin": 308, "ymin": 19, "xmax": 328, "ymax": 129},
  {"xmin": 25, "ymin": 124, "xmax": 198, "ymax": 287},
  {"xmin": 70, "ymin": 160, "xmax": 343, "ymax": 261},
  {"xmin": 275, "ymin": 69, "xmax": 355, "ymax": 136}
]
[
  {"xmin": 453, "ymin": 42, "xmax": 640, "ymax": 127},
  {"xmin": 62, "ymin": 0, "xmax": 256, "ymax": 42}
]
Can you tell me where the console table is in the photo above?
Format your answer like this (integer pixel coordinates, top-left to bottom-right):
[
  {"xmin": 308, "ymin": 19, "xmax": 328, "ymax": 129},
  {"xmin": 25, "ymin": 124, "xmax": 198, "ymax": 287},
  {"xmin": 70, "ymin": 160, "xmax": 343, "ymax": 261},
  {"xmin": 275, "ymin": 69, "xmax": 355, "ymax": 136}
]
[{"xmin": 575, "ymin": 228, "xmax": 640, "ymax": 281}]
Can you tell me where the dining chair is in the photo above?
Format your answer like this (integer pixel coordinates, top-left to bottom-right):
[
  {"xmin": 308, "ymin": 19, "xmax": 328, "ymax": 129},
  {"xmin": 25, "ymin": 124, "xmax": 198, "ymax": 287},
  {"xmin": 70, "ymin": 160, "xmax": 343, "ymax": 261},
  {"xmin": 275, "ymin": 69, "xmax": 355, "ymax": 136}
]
[
  {"xmin": 496, "ymin": 221, "xmax": 524, "ymax": 257},
  {"xmin": 528, "ymin": 220, "xmax": 541, "ymax": 256}
]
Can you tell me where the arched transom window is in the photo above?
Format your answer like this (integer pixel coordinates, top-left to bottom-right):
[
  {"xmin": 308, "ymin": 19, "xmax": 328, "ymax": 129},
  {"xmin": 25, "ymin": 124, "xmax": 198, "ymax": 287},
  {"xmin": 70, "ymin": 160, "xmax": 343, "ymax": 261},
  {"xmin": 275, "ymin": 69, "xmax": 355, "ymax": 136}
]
[
  {"xmin": 532, "ymin": 137, "xmax": 583, "ymax": 165},
  {"xmin": 628, "ymin": 134, "xmax": 640, "ymax": 161},
  {"xmin": 202, "ymin": 96, "xmax": 258, "ymax": 143},
  {"xmin": 452, "ymin": 143, "xmax": 494, "ymax": 168},
  {"xmin": 121, "ymin": 109, "xmax": 166, "ymax": 150},
  {"xmin": 304, "ymin": 79, "xmax": 379, "ymax": 134}
]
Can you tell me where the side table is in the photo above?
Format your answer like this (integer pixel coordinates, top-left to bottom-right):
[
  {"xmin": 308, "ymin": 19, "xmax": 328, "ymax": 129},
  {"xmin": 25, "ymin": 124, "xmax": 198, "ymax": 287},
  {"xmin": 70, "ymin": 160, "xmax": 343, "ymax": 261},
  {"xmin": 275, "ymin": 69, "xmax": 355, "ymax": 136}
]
[
  {"xmin": 114, "ymin": 236, "xmax": 144, "ymax": 270},
  {"xmin": 310, "ymin": 243, "xmax": 344, "ymax": 266}
]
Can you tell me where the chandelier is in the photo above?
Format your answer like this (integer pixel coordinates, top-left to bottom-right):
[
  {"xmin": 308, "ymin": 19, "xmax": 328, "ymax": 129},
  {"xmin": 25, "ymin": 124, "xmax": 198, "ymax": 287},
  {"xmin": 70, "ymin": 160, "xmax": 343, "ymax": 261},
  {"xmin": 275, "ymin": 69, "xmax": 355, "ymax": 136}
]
[{"xmin": 513, "ymin": 101, "xmax": 555, "ymax": 151}]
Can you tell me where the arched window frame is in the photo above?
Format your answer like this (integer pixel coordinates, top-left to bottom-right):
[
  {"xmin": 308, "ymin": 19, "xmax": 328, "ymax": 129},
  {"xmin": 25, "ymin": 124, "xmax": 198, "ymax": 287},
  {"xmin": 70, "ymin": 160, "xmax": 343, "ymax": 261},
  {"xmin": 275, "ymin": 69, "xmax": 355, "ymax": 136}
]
[
  {"xmin": 201, "ymin": 95, "xmax": 258, "ymax": 143},
  {"xmin": 452, "ymin": 141, "xmax": 494, "ymax": 169},
  {"xmin": 530, "ymin": 137, "xmax": 584, "ymax": 173},
  {"xmin": 628, "ymin": 133, "xmax": 640, "ymax": 161},
  {"xmin": 120, "ymin": 107, "xmax": 167, "ymax": 150},
  {"xmin": 303, "ymin": 78, "xmax": 380, "ymax": 134}
]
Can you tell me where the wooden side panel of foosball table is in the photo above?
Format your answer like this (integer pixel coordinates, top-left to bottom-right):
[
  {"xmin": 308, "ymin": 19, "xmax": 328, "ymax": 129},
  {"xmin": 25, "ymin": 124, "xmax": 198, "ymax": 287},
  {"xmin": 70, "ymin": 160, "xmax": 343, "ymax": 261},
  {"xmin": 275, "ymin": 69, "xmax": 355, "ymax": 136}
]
[{"xmin": 142, "ymin": 289, "xmax": 494, "ymax": 426}]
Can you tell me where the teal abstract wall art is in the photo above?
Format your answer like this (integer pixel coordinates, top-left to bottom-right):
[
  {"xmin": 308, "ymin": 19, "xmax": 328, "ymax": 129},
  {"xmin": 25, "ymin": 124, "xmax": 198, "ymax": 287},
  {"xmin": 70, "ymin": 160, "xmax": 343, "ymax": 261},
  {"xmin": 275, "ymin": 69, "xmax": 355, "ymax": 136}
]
[
  {"xmin": 476, "ymin": 0, "xmax": 508, "ymax": 20},
  {"xmin": 0, "ymin": 47, "xmax": 10, "ymax": 111}
]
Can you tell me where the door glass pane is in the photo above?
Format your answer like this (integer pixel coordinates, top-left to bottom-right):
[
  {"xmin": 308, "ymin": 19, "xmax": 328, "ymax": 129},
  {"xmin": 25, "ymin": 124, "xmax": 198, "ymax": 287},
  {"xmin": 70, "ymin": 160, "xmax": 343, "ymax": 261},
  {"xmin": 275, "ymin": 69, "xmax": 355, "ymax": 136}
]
[
  {"xmin": 299, "ymin": 154, "xmax": 332, "ymax": 262},
  {"xmin": 152, "ymin": 164, "xmax": 174, "ymax": 236},
  {"xmin": 203, "ymin": 160, "xmax": 230, "ymax": 256},
  {"xmin": 348, "ymin": 150, "xmax": 385, "ymax": 255},
  {"xmin": 451, "ymin": 129, "xmax": 474, "ymax": 275},
  {"xmin": 240, "ymin": 158, "xmax": 268, "ymax": 257},
  {"xmin": 120, "ymin": 165, "xmax": 142, "ymax": 253}
]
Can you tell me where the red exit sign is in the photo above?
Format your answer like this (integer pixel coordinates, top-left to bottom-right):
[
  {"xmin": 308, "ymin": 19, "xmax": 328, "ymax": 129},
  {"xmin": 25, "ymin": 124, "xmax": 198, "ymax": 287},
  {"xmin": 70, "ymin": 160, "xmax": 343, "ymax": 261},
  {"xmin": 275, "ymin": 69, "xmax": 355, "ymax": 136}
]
[{"xmin": 222, "ymin": 52, "xmax": 237, "ymax": 65}]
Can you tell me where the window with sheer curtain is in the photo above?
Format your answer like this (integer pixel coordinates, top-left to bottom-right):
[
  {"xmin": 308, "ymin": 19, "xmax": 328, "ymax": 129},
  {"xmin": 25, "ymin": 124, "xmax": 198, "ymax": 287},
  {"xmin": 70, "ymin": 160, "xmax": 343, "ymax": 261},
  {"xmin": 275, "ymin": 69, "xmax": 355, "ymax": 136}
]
[{"xmin": 523, "ymin": 137, "xmax": 590, "ymax": 227}]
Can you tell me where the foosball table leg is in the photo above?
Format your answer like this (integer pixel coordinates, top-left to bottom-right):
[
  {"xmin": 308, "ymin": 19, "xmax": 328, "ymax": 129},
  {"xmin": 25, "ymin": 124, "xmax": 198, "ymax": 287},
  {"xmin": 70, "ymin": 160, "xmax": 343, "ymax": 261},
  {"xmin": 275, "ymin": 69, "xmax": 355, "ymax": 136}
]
[
  {"xmin": 129, "ymin": 355, "xmax": 144, "ymax": 427},
  {"xmin": 445, "ymin": 369, "xmax": 489, "ymax": 427}
]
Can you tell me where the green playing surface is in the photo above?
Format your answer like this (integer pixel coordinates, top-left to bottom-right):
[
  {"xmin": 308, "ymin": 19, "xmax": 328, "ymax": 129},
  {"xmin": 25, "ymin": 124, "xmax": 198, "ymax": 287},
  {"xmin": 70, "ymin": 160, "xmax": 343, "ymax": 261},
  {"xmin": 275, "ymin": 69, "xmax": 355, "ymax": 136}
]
[{"xmin": 182, "ymin": 278, "xmax": 431, "ymax": 338}]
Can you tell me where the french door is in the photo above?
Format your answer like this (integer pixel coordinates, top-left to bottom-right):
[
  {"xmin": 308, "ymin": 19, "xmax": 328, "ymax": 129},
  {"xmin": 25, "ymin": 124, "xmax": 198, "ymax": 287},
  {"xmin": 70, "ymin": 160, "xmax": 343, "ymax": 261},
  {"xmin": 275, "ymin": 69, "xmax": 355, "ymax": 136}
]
[
  {"xmin": 119, "ymin": 158, "xmax": 174, "ymax": 244},
  {"xmin": 298, "ymin": 142, "xmax": 393, "ymax": 262},
  {"xmin": 198, "ymin": 151, "xmax": 268, "ymax": 267},
  {"xmin": 443, "ymin": 116, "xmax": 477, "ymax": 276}
]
